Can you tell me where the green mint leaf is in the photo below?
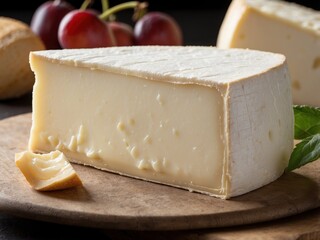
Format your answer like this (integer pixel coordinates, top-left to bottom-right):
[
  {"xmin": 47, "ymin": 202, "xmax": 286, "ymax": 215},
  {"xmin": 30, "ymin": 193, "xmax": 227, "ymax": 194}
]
[
  {"xmin": 294, "ymin": 105, "xmax": 320, "ymax": 139},
  {"xmin": 286, "ymin": 133, "xmax": 320, "ymax": 172}
]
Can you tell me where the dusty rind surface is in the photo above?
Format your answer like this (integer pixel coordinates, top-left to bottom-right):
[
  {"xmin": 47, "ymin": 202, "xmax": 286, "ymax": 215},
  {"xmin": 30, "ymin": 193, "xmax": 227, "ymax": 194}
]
[
  {"xmin": 30, "ymin": 46, "xmax": 286, "ymax": 86},
  {"xmin": 0, "ymin": 114, "xmax": 318, "ymax": 230}
]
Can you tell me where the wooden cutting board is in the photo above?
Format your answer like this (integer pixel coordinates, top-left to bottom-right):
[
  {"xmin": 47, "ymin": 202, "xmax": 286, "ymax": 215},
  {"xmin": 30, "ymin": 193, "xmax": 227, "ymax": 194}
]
[{"xmin": 0, "ymin": 113, "xmax": 319, "ymax": 231}]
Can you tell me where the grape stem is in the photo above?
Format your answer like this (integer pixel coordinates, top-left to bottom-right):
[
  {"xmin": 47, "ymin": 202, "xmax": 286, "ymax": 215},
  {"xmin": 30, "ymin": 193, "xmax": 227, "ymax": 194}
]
[
  {"xmin": 101, "ymin": 0, "xmax": 109, "ymax": 12},
  {"xmin": 80, "ymin": 0, "xmax": 93, "ymax": 10},
  {"xmin": 99, "ymin": 1, "xmax": 148, "ymax": 21},
  {"xmin": 101, "ymin": 0, "xmax": 116, "ymax": 21}
]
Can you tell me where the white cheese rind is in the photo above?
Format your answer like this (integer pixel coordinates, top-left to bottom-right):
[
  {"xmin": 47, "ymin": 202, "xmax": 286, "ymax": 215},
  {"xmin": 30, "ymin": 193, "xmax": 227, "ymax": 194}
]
[
  {"xmin": 31, "ymin": 46, "xmax": 286, "ymax": 86},
  {"xmin": 228, "ymin": 67, "xmax": 293, "ymax": 196},
  {"xmin": 29, "ymin": 46, "xmax": 293, "ymax": 199},
  {"xmin": 217, "ymin": 0, "xmax": 320, "ymax": 106}
]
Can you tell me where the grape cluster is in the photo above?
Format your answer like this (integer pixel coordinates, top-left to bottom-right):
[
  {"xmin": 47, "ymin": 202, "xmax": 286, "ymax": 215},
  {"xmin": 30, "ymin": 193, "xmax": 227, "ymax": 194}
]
[{"xmin": 30, "ymin": 0, "xmax": 183, "ymax": 49}]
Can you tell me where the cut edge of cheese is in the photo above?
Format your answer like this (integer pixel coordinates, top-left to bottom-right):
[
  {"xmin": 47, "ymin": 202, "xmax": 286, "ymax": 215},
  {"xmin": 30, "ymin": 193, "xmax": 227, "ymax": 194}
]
[
  {"xmin": 28, "ymin": 46, "xmax": 293, "ymax": 199},
  {"xmin": 15, "ymin": 150, "xmax": 82, "ymax": 191}
]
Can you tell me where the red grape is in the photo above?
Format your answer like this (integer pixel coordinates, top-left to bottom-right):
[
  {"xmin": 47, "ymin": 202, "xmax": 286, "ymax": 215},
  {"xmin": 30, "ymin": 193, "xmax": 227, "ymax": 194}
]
[
  {"xmin": 58, "ymin": 10, "xmax": 116, "ymax": 49},
  {"xmin": 109, "ymin": 22, "xmax": 134, "ymax": 46},
  {"xmin": 30, "ymin": 0, "xmax": 74, "ymax": 49},
  {"xmin": 133, "ymin": 12, "xmax": 183, "ymax": 46}
]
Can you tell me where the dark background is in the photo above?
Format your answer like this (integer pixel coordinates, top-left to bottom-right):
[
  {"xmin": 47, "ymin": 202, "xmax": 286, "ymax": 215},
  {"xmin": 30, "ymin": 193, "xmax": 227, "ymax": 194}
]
[
  {"xmin": 0, "ymin": 0, "xmax": 319, "ymax": 46},
  {"xmin": 1, "ymin": 0, "xmax": 320, "ymax": 10},
  {"xmin": 0, "ymin": 1, "xmax": 229, "ymax": 46}
]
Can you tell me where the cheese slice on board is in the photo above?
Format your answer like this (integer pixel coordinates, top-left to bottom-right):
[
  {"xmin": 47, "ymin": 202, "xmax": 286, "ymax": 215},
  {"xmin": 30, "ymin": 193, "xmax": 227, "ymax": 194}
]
[
  {"xmin": 217, "ymin": 0, "xmax": 320, "ymax": 106},
  {"xmin": 15, "ymin": 150, "xmax": 82, "ymax": 191},
  {"xmin": 29, "ymin": 46, "xmax": 293, "ymax": 199}
]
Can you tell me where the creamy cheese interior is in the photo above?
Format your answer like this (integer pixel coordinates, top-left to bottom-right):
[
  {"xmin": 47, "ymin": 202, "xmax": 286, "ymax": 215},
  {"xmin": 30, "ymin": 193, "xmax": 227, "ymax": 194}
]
[{"xmin": 30, "ymin": 58, "xmax": 226, "ymax": 194}]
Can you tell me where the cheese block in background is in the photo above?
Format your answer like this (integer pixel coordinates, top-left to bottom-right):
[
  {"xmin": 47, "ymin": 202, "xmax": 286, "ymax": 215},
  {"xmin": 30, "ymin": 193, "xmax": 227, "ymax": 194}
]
[
  {"xmin": 29, "ymin": 46, "xmax": 293, "ymax": 199},
  {"xmin": 0, "ymin": 17, "xmax": 44, "ymax": 100},
  {"xmin": 217, "ymin": 0, "xmax": 320, "ymax": 106}
]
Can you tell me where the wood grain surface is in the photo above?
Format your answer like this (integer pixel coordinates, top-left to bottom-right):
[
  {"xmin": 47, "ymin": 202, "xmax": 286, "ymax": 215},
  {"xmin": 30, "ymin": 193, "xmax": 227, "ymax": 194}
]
[{"xmin": 0, "ymin": 113, "xmax": 319, "ymax": 231}]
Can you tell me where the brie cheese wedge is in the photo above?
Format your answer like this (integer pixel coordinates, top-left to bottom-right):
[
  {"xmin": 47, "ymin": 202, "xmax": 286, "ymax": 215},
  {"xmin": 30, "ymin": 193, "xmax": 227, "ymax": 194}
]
[
  {"xmin": 217, "ymin": 0, "xmax": 320, "ymax": 106},
  {"xmin": 29, "ymin": 46, "xmax": 293, "ymax": 199}
]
